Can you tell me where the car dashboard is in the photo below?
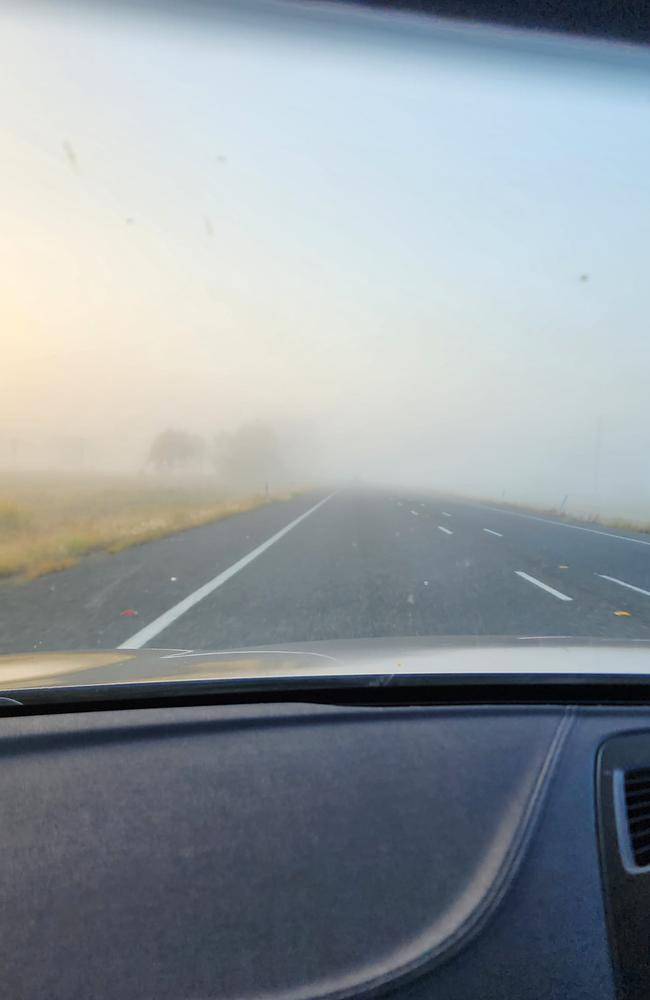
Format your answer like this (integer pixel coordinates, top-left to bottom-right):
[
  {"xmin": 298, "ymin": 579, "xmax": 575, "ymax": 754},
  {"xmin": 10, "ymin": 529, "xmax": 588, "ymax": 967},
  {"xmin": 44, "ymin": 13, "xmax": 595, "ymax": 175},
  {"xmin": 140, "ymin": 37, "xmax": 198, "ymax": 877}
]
[{"xmin": 2, "ymin": 688, "xmax": 650, "ymax": 999}]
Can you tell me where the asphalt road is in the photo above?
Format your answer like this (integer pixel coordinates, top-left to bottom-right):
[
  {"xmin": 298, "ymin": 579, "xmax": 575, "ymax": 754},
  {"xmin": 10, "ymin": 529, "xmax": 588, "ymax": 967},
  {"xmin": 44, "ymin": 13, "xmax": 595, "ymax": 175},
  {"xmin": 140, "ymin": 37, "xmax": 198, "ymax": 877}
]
[{"xmin": 2, "ymin": 488, "xmax": 650, "ymax": 654}]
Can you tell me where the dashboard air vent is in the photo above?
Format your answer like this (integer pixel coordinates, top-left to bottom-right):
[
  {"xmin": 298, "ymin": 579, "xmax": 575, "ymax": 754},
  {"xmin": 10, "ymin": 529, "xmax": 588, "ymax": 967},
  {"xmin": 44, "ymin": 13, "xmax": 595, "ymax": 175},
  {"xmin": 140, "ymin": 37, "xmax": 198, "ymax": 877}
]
[
  {"xmin": 597, "ymin": 733, "xmax": 650, "ymax": 1000},
  {"xmin": 625, "ymin": 768, "xmax": 650, "ymax": 867}
]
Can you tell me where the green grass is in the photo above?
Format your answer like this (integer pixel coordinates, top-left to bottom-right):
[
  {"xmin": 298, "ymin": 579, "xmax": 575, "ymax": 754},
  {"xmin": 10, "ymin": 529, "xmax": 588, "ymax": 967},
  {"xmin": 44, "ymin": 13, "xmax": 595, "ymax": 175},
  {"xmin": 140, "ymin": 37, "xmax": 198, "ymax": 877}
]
[{"xmin": 0, "ymin": 472, "xmax": 296, "ymax": 580}]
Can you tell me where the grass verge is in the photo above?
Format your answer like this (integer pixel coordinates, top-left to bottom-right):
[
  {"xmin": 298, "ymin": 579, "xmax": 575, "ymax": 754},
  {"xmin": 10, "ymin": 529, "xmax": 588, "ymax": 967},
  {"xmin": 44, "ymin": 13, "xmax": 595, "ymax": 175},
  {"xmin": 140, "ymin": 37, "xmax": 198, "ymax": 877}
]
[
  {"xmin": 0, "ymin": 473, "xmax": 297, "ymax": 581},
  {"xmin": 457, "ymin": 493, "xmax": 650, "ymax": 535}
]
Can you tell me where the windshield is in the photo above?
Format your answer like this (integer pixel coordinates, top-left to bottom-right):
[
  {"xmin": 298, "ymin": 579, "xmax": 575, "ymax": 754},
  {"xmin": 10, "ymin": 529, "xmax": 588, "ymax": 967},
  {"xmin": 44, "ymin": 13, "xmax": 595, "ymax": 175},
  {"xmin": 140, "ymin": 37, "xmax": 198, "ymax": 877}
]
[{"xmin": 2, "ymin": 0, "xmax": 650, "ymax": 687}]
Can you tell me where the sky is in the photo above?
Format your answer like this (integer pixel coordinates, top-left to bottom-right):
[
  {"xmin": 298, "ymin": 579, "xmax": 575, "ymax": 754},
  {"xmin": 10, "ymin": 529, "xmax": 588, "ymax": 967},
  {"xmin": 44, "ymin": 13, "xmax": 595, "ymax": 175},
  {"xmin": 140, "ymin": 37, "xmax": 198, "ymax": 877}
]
[{"xmin": 2, "ymin": 0, "xmax": 650, "ymax": 513}]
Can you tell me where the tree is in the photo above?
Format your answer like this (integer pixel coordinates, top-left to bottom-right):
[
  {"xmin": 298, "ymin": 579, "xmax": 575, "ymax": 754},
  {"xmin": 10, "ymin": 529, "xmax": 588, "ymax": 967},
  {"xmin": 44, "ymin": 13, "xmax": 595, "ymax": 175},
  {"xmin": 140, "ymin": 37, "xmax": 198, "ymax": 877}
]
[
  {"xmin": 212, "ymin": 424, "xmax": 284, "ymax": 490},
  {"xmin": 148, "ymin": 429, "xmax": 205, "ymax": 472}
]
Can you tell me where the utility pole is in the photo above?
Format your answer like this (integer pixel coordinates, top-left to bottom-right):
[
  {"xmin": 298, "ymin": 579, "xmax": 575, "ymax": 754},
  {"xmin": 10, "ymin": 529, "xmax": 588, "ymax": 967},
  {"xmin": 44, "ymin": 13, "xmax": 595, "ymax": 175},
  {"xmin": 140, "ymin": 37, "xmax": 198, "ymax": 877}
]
[{"xmin": 593, "ymin": 415, "xmax": 604, "ymax": 500}]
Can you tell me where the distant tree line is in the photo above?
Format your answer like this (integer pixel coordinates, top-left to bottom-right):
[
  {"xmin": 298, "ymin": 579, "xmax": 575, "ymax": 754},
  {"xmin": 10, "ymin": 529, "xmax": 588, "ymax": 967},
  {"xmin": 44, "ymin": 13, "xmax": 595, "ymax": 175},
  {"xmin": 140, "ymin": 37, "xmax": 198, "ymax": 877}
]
[
  {"xmin": 147, "ymin": 430, "xmax": 206, "ymax": 472},
  {"xmin": 147, "ymin": 424, "xmax": 285, "ymax": 491}
]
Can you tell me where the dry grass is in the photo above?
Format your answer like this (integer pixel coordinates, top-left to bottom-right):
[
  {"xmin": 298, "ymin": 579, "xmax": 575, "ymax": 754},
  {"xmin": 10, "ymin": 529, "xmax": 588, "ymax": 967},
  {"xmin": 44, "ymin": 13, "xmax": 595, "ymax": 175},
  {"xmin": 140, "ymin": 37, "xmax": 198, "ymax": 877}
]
[
  {"xmin": 594, "ymin": 517, "xmax": 650, "ymax": 535},
  {"xmin": 458, "ymin": 493, "xmax": 650, "ymax": 535},
  {"xmin": 500, "ymin": 501, "xmax": 650, "ymax": 534},
  {"xmin": 0, "ymin": 472, "xmax": 296, "ymax": 581}
]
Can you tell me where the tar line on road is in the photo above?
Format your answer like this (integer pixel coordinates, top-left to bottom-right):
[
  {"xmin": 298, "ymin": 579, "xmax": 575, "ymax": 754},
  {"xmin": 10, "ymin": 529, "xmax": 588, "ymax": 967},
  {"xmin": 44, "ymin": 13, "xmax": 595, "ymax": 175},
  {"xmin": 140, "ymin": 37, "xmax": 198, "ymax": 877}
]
[{"xmin": 118, "ymin": 492, "xmax": 337, "ymax": 650}]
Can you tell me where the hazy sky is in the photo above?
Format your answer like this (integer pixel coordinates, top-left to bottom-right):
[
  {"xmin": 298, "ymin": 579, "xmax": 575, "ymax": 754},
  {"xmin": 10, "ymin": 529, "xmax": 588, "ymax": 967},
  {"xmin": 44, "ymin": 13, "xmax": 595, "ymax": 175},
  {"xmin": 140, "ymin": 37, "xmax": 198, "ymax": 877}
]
[{"xmin": 2, "ymin": 0, "xmax": 650, "ymax": 509}]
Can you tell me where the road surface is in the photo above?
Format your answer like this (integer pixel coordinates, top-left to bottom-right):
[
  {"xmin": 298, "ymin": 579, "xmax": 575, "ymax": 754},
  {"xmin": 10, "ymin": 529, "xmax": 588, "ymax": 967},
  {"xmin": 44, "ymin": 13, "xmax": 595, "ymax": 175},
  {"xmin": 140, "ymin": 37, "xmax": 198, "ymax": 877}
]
[{"xmin": 2, "ymin": 488, "xmax": 650, "ymax": 654}]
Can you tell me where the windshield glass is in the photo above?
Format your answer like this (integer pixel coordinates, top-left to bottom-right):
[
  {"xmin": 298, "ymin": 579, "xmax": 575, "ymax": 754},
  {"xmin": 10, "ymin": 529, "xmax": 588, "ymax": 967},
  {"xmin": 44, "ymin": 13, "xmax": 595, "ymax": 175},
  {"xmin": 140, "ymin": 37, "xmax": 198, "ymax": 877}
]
[{"xmin": 2, "ymin": 0, "xmax": 650, "ymax": 686}]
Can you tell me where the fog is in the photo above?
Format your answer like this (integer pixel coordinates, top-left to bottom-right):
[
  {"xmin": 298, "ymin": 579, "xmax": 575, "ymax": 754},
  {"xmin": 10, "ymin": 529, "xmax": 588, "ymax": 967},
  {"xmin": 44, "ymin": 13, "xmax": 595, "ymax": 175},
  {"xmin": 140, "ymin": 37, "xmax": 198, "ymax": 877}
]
[{"xmin": 3, "ymin": 0, "xmax": 650, "ymax": 517}]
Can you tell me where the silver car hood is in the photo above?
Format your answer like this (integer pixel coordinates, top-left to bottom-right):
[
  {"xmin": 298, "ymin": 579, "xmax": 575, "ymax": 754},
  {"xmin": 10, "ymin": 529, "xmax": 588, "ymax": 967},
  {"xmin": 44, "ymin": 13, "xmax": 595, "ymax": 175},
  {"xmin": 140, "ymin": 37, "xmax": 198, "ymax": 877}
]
[{"xmin": 2, "ymin": 636, "xmax": 650, "ymax": 690}]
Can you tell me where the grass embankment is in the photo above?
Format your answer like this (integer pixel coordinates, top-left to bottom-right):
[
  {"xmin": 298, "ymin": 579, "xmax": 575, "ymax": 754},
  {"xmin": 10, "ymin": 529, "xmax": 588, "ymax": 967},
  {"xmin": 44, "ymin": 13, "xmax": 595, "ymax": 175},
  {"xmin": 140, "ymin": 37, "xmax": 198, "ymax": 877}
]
[
  {"xmin": 464, "ymin": 495, "xmax": 650, "ymax": 535},
  {"xmin": 0, "ymin": 473, "xmax": 294, "ymax": 580}
]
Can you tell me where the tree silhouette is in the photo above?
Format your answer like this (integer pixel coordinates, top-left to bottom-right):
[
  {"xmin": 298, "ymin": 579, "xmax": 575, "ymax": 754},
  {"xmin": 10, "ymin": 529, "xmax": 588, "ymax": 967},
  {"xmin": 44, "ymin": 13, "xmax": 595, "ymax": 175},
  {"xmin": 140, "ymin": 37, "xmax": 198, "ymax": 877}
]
[
  {"xmin": 212, "ymin": 424, "xmax": 283, "ymax": 489},
  {"xmin": 148, "ymin": 429, "xmax": 205, "ymax": 472}
]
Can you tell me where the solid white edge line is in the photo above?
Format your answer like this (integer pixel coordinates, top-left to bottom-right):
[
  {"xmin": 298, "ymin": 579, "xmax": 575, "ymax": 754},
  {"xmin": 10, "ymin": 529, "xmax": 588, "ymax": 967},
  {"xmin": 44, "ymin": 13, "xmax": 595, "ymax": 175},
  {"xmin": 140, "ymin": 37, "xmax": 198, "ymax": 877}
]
[
  {"xmin": 515, "ymin": 571, "xmax": 573, "ymax": 602},
  {"xmin": 119, "ymin": 492, "xmax": 337, "ymax": 650},
  {"xmin": 438, "ymin": 525, "xmax": 453, "ymax": 535},
  {"xmin": 467, "ymin": 501, "xmax": 650, "ymax": 547},
  {"xmin": 483, "ymin": 528, "xmax": 503, "ymax": 537},
  {"xmin": 597, "ymin": 574, "xmax": 650, "ymax": 597}
]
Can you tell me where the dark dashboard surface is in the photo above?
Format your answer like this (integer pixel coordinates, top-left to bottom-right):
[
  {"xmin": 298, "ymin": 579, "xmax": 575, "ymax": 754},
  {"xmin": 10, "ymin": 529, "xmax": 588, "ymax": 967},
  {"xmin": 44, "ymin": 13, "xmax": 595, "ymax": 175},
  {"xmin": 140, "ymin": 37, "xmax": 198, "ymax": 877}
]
[{"xmin": 1, "ymin": 697, "xmax": 646, "ymax": 999}]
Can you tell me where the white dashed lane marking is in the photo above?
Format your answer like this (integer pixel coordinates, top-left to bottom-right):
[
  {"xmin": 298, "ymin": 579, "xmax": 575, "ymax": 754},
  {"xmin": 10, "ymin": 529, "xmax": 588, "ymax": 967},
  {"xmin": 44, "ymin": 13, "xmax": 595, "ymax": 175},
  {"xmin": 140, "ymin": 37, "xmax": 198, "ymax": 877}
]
[
  {"xmin": 515, "ymin": 571, "xmax": 572, "ymax": 602},
  {"xmin": 597, "ymin": 574, "xmax": 650, "ymax": 598}
]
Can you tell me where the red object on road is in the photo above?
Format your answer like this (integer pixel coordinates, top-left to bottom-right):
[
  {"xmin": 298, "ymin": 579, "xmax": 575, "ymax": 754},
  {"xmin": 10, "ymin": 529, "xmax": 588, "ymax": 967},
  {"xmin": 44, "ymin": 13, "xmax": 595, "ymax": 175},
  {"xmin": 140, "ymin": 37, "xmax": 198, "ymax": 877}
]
[{"xmin": 120, "ymin": 608, "xmax": 138, "ymax": 617}]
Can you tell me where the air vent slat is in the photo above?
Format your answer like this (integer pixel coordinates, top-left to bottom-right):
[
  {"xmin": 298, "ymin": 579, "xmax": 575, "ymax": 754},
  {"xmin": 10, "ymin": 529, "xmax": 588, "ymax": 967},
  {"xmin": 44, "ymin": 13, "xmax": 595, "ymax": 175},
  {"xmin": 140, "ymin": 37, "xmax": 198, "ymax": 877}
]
[
  {"xmin": 630, "ymin": 830, "xmax": 650, "ymax": 851},
  {"xmin": 627, "ymin": 802, "xmax": 650, "ymax": 817},
  {"xmin": 625, "ymin": 787, "xmax": 650, "ymax": 800},
  {"xmin": 624, "ymin": 773, "xmax": 650, "ymax": 787},
  {"xmin": 624, "ymin": 770, "xmax": 650, "ymax": 867},
  {"xmin": 632, "ymin": 846, "xmax": 650, "ymax": 866},
  {"xmin": 628, "ymin": 810, "xmax": 650, "ymax": 829},
  {"xmin": 626, "ymin": 795, "xmax": 650, "ymax": 813},
  {"xmin": 625, "ymin": 793, "xmax": 650, "ymax": 809}
]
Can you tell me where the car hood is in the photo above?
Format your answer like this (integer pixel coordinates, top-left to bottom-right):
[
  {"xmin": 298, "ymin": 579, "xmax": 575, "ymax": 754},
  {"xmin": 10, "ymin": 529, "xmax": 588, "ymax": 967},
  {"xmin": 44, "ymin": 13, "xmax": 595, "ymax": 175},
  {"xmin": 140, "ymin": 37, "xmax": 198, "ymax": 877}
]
[{"xmin": 2, "ymin": 635, "xmax": 650, "ymax": 690}]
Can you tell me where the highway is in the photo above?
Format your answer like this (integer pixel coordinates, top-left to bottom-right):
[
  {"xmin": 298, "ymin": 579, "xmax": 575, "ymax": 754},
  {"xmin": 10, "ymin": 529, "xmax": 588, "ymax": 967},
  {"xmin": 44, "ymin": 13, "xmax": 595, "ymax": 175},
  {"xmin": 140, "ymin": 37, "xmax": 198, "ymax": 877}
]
[{"xmin": 2, "ymin": 488, "xmax": 650, "ymax": 655}]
